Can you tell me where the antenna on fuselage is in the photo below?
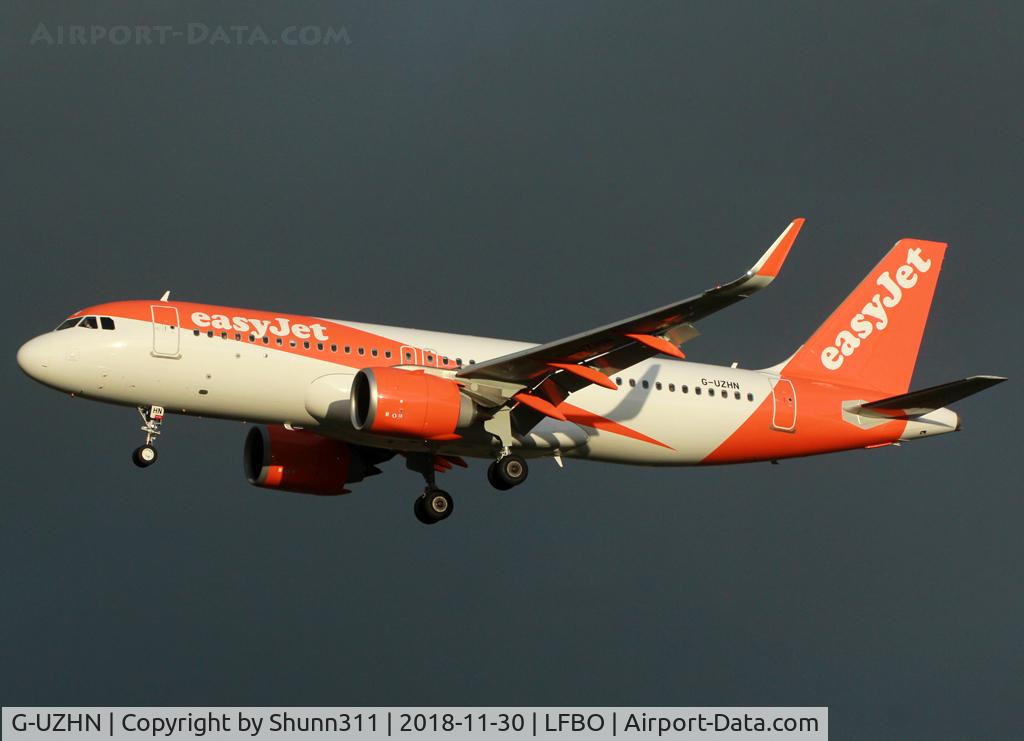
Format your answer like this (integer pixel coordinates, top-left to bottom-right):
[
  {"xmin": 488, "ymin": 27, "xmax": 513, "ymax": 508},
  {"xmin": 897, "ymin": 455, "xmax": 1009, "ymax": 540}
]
[{"xmin": 159, "ymin": 290, "xmax": 171, "ymax": 302}]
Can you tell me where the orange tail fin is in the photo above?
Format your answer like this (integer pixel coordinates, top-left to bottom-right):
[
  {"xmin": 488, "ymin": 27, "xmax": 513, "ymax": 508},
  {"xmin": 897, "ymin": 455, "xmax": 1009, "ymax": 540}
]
[{"xmin": 783, "ymin": 239, "xmax": 947, "ymax": 394}]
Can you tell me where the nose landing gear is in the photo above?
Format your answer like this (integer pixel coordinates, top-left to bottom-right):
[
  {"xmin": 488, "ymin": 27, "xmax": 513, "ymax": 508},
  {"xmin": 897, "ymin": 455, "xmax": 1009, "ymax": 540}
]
[
  {"xmin": 132, "ymin": 405, "xmax": 164, "ymax": 468},
  {"xmin": 132, "ymin": 445, "xmax": 158, "ymax": 467}
]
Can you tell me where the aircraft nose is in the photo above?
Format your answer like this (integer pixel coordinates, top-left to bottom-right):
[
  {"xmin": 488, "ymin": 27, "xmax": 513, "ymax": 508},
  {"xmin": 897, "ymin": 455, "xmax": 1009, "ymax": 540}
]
[{"xmin": 16, "ymin": 336, "xmax": 52, "ymax": 380}]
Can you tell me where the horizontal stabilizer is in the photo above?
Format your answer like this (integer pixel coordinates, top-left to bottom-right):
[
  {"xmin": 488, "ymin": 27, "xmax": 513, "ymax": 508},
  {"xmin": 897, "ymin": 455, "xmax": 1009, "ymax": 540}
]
[{"xmin": 856, "ymin": 375, "xmax": 1006, "ymax": 418}]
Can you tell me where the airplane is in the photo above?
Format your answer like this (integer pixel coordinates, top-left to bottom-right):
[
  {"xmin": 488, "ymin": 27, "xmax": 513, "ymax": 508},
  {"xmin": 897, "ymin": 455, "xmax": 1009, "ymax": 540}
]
[{"xmin": 15, "ymin": 219, "xmax": 1005, "ymax": 523}]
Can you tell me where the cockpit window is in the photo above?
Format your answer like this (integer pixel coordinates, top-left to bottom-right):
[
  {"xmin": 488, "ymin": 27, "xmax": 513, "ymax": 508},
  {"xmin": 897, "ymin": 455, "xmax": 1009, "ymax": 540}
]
[
  {"xmin": 80, "ymin": 316, "xmax": 98, "ymax": 329},
  {"xmin": 56, "ymin": 318, "xmax": 81, "ymax": 331},
  {"xmin": 100, "ymin": 317, "xmax": 115, "ymax": 330}
]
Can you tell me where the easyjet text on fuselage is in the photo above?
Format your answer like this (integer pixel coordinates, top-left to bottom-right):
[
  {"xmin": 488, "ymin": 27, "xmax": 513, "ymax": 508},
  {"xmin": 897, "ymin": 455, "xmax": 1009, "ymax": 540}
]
[{"xmin": 191, "ymin": 311, "xmax": 330, "ymax": 342}]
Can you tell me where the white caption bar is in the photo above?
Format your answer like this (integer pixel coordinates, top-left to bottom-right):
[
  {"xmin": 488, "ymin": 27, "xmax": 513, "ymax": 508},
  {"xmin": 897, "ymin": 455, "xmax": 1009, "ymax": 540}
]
[{"xmin": 3, "ymin": 708, "xmax": 827, "ymax": 740}]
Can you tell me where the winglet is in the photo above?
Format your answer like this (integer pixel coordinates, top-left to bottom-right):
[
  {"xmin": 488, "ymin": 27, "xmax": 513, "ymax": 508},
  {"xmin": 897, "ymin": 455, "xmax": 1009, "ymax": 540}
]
[{"xmin": 749, "ymin": 218, "xmax": 804, "ymax": 279}]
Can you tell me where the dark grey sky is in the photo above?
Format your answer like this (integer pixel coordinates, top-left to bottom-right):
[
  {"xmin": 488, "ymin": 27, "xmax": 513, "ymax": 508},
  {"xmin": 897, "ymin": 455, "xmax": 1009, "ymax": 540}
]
[{"xmin": 1, "ymin": 2, "xmax": 1021, "ymax": 738}]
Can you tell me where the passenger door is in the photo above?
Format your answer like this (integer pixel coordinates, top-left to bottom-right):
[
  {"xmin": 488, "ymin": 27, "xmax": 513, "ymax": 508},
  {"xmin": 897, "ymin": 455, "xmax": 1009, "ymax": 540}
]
[
  {"xmin": 151, "ymin": 305, "xmax": 180, "ymax": 358},
  {"xmin": 770, "ymin": 378, "xmax": 797, "ymax": 432}
]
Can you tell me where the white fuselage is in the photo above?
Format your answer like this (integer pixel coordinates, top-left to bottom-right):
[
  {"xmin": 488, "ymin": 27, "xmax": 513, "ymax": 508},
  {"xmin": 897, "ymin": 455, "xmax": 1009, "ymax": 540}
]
[{"xmin": 18, "ymin": 312, "xmax": 779, "ymax": 465}]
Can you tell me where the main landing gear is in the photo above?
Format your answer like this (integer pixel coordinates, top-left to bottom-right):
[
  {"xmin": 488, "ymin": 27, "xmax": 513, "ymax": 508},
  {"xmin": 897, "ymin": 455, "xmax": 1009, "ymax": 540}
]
[
  {"xmin": 414, "ymin": 489, "xmax": 454, "ymax": 524},
  {"xmin": 407, "ymin": 450, "xmax": 530, "ymax": 524},
  {"xmin": 132, "ymin": 405, "xmax": 164, "ymax": 468},
  {"xmin": 487, "ymin": 452, "xmax": 529, "ymax": 491},
  {"xmin": 407, "ymin": 453, "xmax": 454, "ymax": 525}
]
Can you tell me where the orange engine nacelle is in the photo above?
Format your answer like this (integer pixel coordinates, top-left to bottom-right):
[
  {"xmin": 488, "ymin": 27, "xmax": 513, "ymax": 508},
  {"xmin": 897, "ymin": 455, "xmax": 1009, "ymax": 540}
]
[
  {"xmin": 244, "ymin": 425, "xmax": 356, "ymax": 496},
  {"xmin": 350, "ymin": 367, "xmax": 476, "ymax": 440}
]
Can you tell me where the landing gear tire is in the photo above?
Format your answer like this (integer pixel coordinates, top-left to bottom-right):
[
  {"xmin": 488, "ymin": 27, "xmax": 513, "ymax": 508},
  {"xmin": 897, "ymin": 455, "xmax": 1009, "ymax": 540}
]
[
  {"xmin": 413, "ymin": 496, "xmax": 432, "ymax": 524},
  {"xmin": 132, "ymin": 445, "xmax": 158, "ymax": 468},
  {"xmin": 487, "ymin": 463, "xmax": 513, "ymax": 491},
  {"xmin": 415, "ymin": 489, "xmax": 453, "ymax": 524},
  {"xmin": 493, "ymin": 454, "xmax": 528, "ymax": 489}
]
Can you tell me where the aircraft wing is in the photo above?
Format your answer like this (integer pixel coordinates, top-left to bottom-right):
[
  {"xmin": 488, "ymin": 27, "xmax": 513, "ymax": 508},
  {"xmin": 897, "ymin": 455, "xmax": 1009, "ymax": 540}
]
[{"xmin": 458, "ymin": 218, "xmax": 804, "ymax": 397}]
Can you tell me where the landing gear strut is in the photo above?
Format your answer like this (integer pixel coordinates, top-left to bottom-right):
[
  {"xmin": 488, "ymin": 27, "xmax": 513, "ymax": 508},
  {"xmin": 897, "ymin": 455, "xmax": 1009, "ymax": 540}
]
[
  {"xmin": 487, "ymin": 452, "xmax": 528, "ymax": 490},
  {"xmin": 406, "ymin": 452, "xmax": 454, "ymax": 525},
  {"xmin": 132, "ymin": 405, "xmax": 164, "ymax": 468}
]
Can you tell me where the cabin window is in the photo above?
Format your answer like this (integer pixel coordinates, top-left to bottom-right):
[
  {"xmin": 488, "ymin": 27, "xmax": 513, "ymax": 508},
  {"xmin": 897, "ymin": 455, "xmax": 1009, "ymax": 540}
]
[
  {"xmin": 276, "ymin": 338, "xmax": 282, "ymax": 345},
  {"xmin": 629, "ymin": 379, "xmax": 636, "ymax": 388},
  {"xmin": 404, "ymin": 351, "xmax": 412, "ymax": 360},
  {"xmin": 262, "ymin": 337, "xmax": 269, "ymax": 345},
  {"xmin": 385, "ymin": 350, "xmax": 392, "ymax": 359},
  {"xmin": 426, "ymin": 354, "xmax": 434, "ymax": 363},
  {"xmin": 193, "ymin": 329, "xmax": 200, "ymax": 336},
  {"xmin": 371, "ymin": 348, "xmax": 378, "ymax": 357},
  {"xmin": 303, "ymin": 341, "xmax": 310, "ymax": 349},
  {"xmin": 221, "ymin": 332, "xmax": 227, "ymax": 339},
  {"xmin": 668, "ymin": 383, "xmax": 675, "ymax": 392},
  {"xmin": 289, "ymin": 340, "xmax": 296, "ymax": 348},
  {"xmin": 331, "ymin": 344, "xmax": 337, "ymax": 352},
  {"xmin": 747, "ymin": 393, "xmax": 754, "ymax": 401},
  {"xmin": 456, "ymin": 357, "xmax": 463, "ymax": 366},
  {"xmin": 345, "ymin": 346, "xmax": 351, "ymax": 354},
  {"xmin": 615, "ymin": 377, "xmax": 622, "ymax": 386},
  {"xmin": 655, "ymin": 381, "xmax": 662, "ymax": 391},
  {"xmin": 317, "ymin": 343, "xmax": 324, "ymax": 351},
  {"xmin": 708, "ymin": 388, "xmax": 715, "ymax": 397},
  {"xmin": 358, "ymin": 347, "xmax": 365, "ymax": 355},
  {"xmin": 734, "ymin": 391, "xmax": 741, "ymax": 400},
  {"xmin": 695, "ymin": 387, "xmax": 701, "ymax": 395},
  {"xmin": 100, "ymin": 317, "xmax": 115, "ymax": 330}
]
